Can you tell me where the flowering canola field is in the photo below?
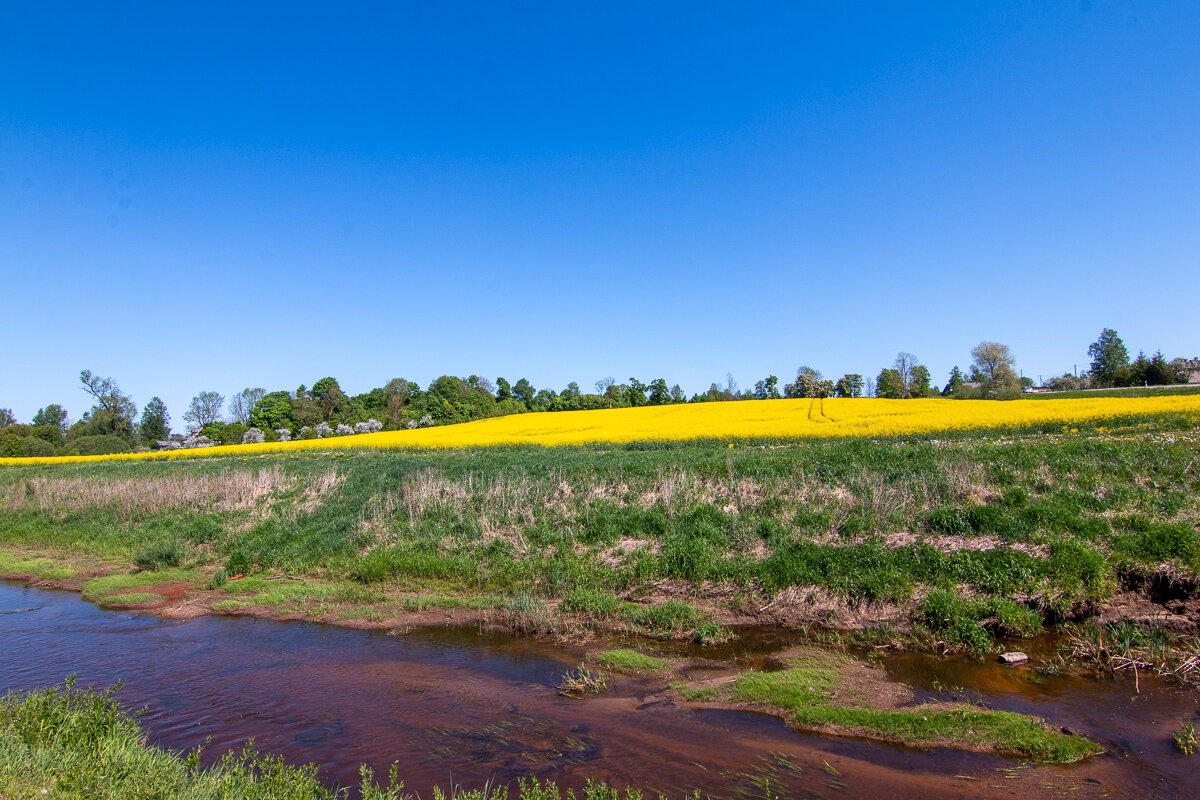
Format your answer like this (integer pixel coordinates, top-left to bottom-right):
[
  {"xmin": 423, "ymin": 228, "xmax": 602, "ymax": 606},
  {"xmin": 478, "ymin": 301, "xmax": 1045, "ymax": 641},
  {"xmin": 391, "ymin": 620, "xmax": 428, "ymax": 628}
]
[
  {"xmin": 4, "ymin": 395, "xmax": 1200, "ymax": 465},
  {"xmin": 2, "ymin": 398, "xmax": 1200, "ymax": 465}
]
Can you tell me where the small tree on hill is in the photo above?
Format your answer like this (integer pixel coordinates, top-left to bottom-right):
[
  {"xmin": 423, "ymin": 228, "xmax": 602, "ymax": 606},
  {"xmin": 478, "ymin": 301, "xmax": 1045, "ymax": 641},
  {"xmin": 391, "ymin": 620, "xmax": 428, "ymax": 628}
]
[
  {"xmin": 1088, "ymin": 328, "xmax": 1130, "ymax": 387},
  {"xmin": 138, "ymin": 397, "xmax": 171, "ymax": 443}
]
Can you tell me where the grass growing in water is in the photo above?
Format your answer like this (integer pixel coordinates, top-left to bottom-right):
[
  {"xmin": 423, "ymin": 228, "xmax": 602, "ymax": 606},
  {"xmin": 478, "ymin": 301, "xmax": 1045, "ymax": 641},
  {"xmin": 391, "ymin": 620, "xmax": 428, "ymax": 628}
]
[
  {"xmin": 557, "ymin": 667, "xmax": 608, "ymax": 697},
  {"xmin": 595, "ymin": 649, "xmax": 669, "ymax": 673},
  {"xmin": 677, "ymin": 649, "xmax": 1101, "ymax": 763},
  {"xmin": 1175, "ymin": 722, "xmax": 1198, "ymax": 756}
]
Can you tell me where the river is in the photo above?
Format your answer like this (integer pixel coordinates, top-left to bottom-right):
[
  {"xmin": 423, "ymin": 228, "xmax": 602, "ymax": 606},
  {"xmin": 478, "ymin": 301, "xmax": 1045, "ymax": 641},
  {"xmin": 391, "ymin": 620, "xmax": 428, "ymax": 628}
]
[{"xmin": 1, "ymin": 580, "xmax": 1196, "ymax": 799}]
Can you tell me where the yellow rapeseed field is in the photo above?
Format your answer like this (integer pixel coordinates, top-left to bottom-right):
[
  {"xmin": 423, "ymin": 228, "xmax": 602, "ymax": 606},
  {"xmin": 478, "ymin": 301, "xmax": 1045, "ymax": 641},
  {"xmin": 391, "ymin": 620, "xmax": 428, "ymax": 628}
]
[{"xmin": 4, "ymin": 395, "xmax": 1199, "ymax": 465}]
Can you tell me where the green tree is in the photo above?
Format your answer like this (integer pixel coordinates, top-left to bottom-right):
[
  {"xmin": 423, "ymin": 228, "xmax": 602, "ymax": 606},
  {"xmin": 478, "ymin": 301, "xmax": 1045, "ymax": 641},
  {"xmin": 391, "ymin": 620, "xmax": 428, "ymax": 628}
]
[
  {"xmin": 1088, "ymin": 328, "xmax": 1130, "ymax": 387},
  {"xmin": 909, "ymin": 365, "xmax": 931, "ymax": 397},
  {"xmin": 78, "ymin": 370, "xmax": 137, "ymax": 441},
  {"xmin": 834, "ymin": 374, "xmax": 863, "ymax": 398},
  {"xmin": 784, "ymin": 367, "xmax": 822, "ymax": 398},
  {"xmin": 876, "ymin": 368, "xmax": 903, "ymax": 399},
  {"xmin": 754, "ymin": 376, "xmax": 781, "ymax": 399},
  {"xmin": 250, "ymin": 391, "xmax": 295, "ymax": 432},
  {"xmin": 310, "ymin": 377, "xmax": 346, "ymax": 421},
  {"xmin": 32, "ymin": 404, "xmax": 68, "ymax": 432},
  {"xmin": 1145, "ymin": 351, "xmax": 1175, "ymax": 385},
  {"xmin": 944, "ymin": 366, "xmax": 965, "ymax": 396},
  {"xmin": 647, "ymin": 378, "xmax": 671, "ymax": 405},
  {"xmin": 625, "ymin": 378, "xmax": 647, "ymax": 407},
  {"xmin": 138, "ymin": 397, "xmax": 171, "ymax": 443},
  {"xmin": 512, "ymin": 378, "xmax": 534, "ymax": 408}
]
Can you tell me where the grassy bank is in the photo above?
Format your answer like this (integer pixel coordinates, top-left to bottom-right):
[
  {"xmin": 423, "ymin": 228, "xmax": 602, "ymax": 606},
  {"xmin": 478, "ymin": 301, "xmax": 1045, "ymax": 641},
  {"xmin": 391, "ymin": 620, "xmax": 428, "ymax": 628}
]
[
  {"xmin": 1, "ymin": 423, "xmax": 1198, "ymax": 649},
  {"xmin": 668, "ymin": 648, "xmax": 1100, "ymax": 763},
  {"xmin": 0, "ymin": 679, "xmax": 641, "ymax": 800}
]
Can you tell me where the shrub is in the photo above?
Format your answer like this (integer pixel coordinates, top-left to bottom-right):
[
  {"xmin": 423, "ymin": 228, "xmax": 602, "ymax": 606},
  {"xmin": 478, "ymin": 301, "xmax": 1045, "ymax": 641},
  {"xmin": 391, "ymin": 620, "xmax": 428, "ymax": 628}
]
[
  {"xmin": 134, "ymin": 539, "xmax": 185, "ymax": 571},
  {"xmin": 298, "ymin": 426, "xmax": 314, "ymax": 439}
]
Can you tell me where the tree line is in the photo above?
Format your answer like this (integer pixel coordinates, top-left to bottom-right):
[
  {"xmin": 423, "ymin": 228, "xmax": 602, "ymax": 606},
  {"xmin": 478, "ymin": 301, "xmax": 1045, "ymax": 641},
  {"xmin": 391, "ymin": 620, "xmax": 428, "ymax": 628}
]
[{"xmin": 1, "ymin": 330, "xmax": 1194, "ymax": 457}]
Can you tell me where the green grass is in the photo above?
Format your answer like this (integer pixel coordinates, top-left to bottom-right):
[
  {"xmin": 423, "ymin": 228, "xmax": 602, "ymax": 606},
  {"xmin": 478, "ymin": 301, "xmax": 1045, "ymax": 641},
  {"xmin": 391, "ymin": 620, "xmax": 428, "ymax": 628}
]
[
  {"xmin": 595, "ymin": 649, "xmax": 669, "ymax": 673},
  {"xmin": 231, "ymin": 580, "xmax": 385, "ymax": 608},
  {"xmin": 80, "ymin": 570, "xmax": 200, "ymax": 603},
  {"xmin": 0, "ymin": 678, "xmax": 650, "ymax": 799},
  {"xmin": 621, "ymin": 600, "xmax": 709, "ymax": 637},
  {"xmin": 401, "ymin": 594, "xmax": 504, "ymax": 611},
  {"xmin": 724, "ymin": 653, "xmax": 1101, "ymax": 763},
  {"xmin": 559, "ymin": 588, "xmax": 620, "ymax": 618},
  {"xmin": 3, "ymin": 425, "xmax": 1199, "ymax": 649},
  {"xmin": 209, "ymin": 599, "xmax": 245, "ymax": 613},
  {"xmin": 95, "ymin": 592, "xmax": 162, "ymax": 607},
  {"xmin": 0, "ymin": 552, "xmax": 75, "ymax": 581}
]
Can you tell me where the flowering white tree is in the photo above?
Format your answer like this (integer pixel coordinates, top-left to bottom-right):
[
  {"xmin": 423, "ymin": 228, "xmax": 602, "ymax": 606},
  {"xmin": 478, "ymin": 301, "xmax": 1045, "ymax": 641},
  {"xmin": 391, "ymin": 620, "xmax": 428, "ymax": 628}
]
[
  {"xmin": 182, "ymin": 433, "xmax": 216, "ymax": 449},
  {"xmin": 275, "ymin": 428, "xmax": 291, "ymax": 442},
  {"xmin": 298, "ymin": 426, "xmax": 314, "ymax": 439},
  {"xmin": 354, "ymin": 418, "xmax": 383, "ymax": 434},
  {"xmin": 315, "ymin": 422, "xmax": 333, "ymax": 438},
  {"xmin": 242, "ymin": 427, "xmax": 265, "ymax": 444},
  {"xmin": 335, "ymin": 423, "xmax": 354, "ymax": 436}
]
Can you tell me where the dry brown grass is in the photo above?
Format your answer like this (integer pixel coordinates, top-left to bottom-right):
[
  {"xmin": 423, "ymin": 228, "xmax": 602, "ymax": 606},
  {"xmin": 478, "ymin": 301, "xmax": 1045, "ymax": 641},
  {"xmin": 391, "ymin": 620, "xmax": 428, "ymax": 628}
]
[{"xmin": 3, "ymin": 465, "xmax": 343, "ymax": 521}]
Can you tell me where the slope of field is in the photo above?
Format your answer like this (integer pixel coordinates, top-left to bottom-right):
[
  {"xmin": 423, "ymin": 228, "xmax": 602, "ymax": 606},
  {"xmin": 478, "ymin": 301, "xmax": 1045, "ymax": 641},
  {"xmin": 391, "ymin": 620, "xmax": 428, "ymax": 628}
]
[{"xmin": 4, "ymin": 395, "xmax": 1200, "ymax": 465}]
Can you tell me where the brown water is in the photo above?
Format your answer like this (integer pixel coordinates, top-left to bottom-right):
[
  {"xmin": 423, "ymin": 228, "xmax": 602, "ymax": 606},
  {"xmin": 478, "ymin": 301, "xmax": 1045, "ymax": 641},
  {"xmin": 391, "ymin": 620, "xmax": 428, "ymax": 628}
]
[{"xmin": 2, "ymin": 581, "xmax": 1197, "ymax": 800}]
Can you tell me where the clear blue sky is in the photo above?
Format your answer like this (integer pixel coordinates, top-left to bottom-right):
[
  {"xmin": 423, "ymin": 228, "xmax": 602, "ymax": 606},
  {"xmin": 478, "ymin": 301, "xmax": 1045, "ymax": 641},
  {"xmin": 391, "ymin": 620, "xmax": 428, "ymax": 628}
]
[{"xmin": 3, "ymin": 2, "xmax": 1198, "ymax": 426}]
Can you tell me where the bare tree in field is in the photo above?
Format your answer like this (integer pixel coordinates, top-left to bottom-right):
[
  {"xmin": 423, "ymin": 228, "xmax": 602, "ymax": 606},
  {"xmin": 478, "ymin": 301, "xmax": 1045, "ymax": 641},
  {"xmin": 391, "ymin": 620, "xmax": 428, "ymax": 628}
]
[
  {"xmin": 892, "ymin": 352, "xmax": 921, "ymax": 399},
  {"xmin": 228, "ymin": 387, "xmax": 265, "ymax": 424},
  {"xmin": 970, "ymin": 342, "xmax": 1017, "ymax": 384},
  {"xmin": 183, "ymin": 391, "xmax": 225, "ymax": 431}
]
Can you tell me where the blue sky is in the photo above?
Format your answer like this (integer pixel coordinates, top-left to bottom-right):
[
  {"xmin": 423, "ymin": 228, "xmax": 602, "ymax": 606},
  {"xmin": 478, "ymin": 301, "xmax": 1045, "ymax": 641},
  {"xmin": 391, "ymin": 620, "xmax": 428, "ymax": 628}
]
[{"xmin": 3, "ymin": 2, "xmax": 1198, "ymax": 426}]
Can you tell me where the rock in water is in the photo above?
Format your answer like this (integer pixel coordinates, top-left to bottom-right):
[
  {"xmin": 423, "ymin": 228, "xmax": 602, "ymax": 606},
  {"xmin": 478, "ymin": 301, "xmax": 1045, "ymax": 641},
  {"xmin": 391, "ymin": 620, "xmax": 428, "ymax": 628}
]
[{"xmin": 999, "ymin": 651, "xmax": 1029, "ymax": 664}]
